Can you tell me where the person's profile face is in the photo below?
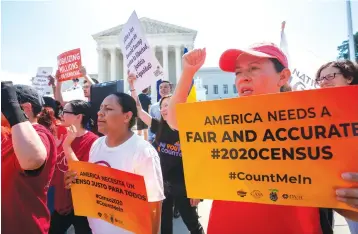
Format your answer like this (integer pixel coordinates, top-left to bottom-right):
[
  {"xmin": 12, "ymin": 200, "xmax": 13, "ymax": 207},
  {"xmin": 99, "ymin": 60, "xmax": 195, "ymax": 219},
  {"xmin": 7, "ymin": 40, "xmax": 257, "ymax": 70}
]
[
  {"xmin": 83, "ymin": 83, "xmax": 90, "ymax": 98},
  {"xmin": 159, "ymin": 82, "xmax": 171, "ymax": 97},
  {"xmin": 97, "ymin": 95, "xmax": 132, "ymax": 134},
  {"xmin": 61, "ymin": 103, "xmax": 79, "ymax": 127},
  {"xmin": 234, "ymin": 54, "xmax": 281, "ymax": 97},
  {"xmin": 317, "ymin": 66, "xmax": 350, "ymax": 88}
]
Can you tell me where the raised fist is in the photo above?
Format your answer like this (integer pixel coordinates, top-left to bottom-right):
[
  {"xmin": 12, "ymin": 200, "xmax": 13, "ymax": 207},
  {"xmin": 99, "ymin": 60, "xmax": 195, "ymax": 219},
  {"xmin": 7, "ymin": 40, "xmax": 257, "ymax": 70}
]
[{"xmin": 182, "ymin": 48, "xmax": 206, "ymax": 74}]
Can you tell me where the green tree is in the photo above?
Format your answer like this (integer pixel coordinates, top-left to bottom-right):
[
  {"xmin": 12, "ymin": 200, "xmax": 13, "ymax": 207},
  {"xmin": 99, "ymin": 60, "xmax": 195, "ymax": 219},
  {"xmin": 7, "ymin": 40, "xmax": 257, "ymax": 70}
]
[{"xmin": 338, "ymin": 31, "xmax": 358, "ymax": 62}]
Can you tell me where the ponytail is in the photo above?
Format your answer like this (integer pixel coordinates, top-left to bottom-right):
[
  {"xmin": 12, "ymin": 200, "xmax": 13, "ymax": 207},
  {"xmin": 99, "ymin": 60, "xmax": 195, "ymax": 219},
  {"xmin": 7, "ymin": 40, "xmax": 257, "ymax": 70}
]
[
  {"xmin": 280, "ymin": 83, "xmax": 292, "ymax": 92},
  {"xmin": 38, "ymin": 107, "xmax": 57, "ymax": 136}
]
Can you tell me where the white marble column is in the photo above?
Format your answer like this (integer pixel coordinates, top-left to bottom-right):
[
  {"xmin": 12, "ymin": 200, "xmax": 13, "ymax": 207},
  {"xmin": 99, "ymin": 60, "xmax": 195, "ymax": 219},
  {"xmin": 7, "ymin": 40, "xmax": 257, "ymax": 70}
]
[
  {"xmin": 110, "ymin": 48, "xmax": 117, "ymax": 81},
  {"xmin": 104, "ymin": 50, "xmax": 109, "ymax": 82},
  {"xmin": 97, "ymin": 48, "xmax": 105, "ymax": 82},
  {"xmin": 162, "ymin": 46, "xmax": 169, "ymax": 81},
  {"xmin": 175, "ymin": 46, "xmax": 182, "ymax": 84},
  {"xmin": 122, "ymin": 52, "xmax": 129, "ymax": 93}
]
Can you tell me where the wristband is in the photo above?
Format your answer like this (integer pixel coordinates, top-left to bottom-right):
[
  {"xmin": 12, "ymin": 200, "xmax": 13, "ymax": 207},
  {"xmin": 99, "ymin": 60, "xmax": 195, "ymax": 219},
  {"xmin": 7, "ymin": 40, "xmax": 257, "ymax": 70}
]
[{"xmin": 130, "ymin": 89, "xmax": 135, "ymax": 92}]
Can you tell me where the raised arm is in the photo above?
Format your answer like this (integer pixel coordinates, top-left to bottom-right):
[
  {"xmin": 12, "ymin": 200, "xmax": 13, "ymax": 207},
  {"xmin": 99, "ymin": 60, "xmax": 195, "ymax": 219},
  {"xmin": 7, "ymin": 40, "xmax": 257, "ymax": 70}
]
[
  {"xmin": 53, "ymin": 70, "xmax": 67, "ymax": 107},
  {"xmin": 1, "ymin": 82, "xmax": 47, "ymax": 170},
  {"xmin": 127, "ymin": 74, "xmax": 153, "ymax": 127},
  {"xmin": 167, "ymin": 48, "xmax": 206, "ymax": 129},
  {"xmin": 80, "ymin": 66, "xmax": 96, "ymax": 85}
]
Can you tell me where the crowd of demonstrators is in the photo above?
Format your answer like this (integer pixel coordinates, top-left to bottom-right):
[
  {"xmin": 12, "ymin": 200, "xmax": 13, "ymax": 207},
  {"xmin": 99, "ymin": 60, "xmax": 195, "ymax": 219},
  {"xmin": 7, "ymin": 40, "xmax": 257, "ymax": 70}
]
[
  {"xmin": 64, "ymin": 92, "xmax": 165, "ymax": 234},
  {"xmin": 136, "ymin": 87, "xmax": 151, "ymax": 141},
  {"xmin": 315, "ymin": 60, "xmax": 358, "ymax": 234},
  {"xmin": 128, "ymin": 74, "xmax": 204, "ymax": 234},
  {"xmin": 1, "ymin": 83, "xmax": 57, "ymax": 234},
  {"xmin": 167, "ymin": 44, "xmax": 358, "ymax": 234},
  {"xmin": 2, "ymin": 45, "xmax": 358, "ymax": 234},
  {"xmin": 49, "ymin": 100, "xmax": 98, "ymax": 234}
]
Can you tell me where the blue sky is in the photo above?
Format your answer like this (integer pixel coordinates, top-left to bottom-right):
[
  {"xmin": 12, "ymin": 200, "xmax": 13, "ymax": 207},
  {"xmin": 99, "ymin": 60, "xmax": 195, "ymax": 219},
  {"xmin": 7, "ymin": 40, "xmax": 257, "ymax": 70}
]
[{"xmin": 1, "ymin": 0, "xmax": 357, "ymax": 84}]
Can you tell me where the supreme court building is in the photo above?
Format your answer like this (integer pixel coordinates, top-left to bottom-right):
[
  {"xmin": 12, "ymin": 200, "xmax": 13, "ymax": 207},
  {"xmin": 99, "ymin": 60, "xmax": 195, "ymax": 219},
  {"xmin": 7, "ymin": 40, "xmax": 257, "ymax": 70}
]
[{"xmin": 92, "ymin": 17, "xmax": 197, "ymax": 101}]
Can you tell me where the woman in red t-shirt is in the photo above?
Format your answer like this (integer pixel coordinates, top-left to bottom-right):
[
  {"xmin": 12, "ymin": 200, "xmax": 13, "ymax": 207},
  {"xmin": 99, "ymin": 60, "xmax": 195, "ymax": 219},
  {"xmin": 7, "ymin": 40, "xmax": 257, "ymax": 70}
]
[
  {"xmin": 49, "ymin": 100, "xmax": 98, "ymax": 234},
  {"xmin": 2, "ymin": 83, "xmax": 57, "ymax": 234},
  {"xmin": 166, "ymin": 46, "xmax": 358, "ymax": 234}
]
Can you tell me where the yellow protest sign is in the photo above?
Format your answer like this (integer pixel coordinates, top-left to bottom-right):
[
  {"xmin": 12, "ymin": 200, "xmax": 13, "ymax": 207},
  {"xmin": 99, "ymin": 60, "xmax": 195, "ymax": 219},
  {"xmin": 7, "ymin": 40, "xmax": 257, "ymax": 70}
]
[
  {"xmin": 176, "ymin": 86, "xmax": 358, "ymax": 210},
  {"xmin": 69, "ymin": 161, "xmax": 151, "ymax": 234}
]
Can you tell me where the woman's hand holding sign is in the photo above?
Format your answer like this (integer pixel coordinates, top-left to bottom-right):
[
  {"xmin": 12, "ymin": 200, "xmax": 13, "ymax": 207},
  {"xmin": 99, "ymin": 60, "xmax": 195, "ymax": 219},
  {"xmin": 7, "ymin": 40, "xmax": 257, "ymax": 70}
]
[
  {"xmin": 127, "ymin": 73, "xmax": 136, "ymax": 91},
  {"xmin": 64, "ymin": 170, "xmax": 77, "ymax": 189},
  {"xmin": 334, "ymin": 172, "xmax": 358, "ymax": 221},
  {"xmin": 337, "ymin": 173, "xmax": 358, "ymax": 208}
]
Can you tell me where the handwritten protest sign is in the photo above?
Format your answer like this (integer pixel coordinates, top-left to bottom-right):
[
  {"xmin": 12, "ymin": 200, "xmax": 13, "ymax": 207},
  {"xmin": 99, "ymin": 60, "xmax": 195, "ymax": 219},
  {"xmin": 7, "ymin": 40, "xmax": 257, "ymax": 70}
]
[
  {"xmin": 69, "ymin": 161, "xmax": 151, "ymax": 233},
  {"xmin": 57, "ymin": 48, "xmax": 82, "ymax": 82},
  {"xmin": 119, "ymin": 11, "xmax": 164, "ymax": 92},
  {"xmin": 176, "ymin": 86, "xmax": 358, "ymax": 210},
  {"xmin": 32, "ymin": 67, "xmax": 53, "ymax": 95}
]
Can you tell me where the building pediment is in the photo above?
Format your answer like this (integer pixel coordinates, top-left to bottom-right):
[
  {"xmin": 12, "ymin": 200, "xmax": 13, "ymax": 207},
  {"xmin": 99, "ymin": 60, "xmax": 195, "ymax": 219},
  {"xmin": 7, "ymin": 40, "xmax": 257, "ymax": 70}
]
[{"xmin": 92, "ymin": 17, "xmax": 197, "ymax": 40}]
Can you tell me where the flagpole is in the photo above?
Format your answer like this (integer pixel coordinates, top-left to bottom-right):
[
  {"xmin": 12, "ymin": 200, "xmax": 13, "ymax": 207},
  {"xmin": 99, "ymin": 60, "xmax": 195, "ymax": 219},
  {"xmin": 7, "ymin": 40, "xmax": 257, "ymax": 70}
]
[{"xmin": 346, "ymin": 0, "xmax": 356, "ymax": 60}]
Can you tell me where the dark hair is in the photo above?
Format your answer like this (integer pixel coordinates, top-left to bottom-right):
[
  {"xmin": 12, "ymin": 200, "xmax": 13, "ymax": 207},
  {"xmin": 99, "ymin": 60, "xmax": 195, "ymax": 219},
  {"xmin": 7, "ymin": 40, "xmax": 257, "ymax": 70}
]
[
  {"xmin": 154, "ymin": 95, "xmax": 172, "ymax": 143},
  {"xmin": 43, "ymin": 96, "xmax": 61, "ymax": 119},
  {"xmin": 160, "ymin": 80, "xmax": 171, "ymax": 89},
  {"xmin": 269, "ymin": 58, "xmax": 292, "ymax": 92},
  {"xmin": 38, "ymin": 107, "xmax": 57, "ymax": 136},
  {"xmin": 84, "ymin": 78, "xmax": 99, "ymax": 84},
  {"xmin": 315, "ymin": 60, "xmax": 358, "ymax": 85},
  {"xmin": 112, "ymin": 93, "xmax": 138, "ymax": 129},
  {"xmin": 142, "ymin": 88, "xmax": 149, "ymax": 93},
  {"xmin": 270, "ymin": 58, "xmax": 286, "ymax": 73},
  {"xmin": 68, "ymin": 100, "xmax": 93, "ymax": 128}
]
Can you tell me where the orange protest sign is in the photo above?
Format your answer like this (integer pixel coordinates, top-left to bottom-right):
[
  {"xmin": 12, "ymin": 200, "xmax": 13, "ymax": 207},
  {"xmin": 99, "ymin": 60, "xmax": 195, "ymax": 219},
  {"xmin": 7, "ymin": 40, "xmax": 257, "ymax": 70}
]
[
  {"xmin": 68, "ymin": 161, "xmax": 152, "ymax": 233},
  {"xmin": 176, "ymin": 86, "xmax": 358, "ymax": 211},
  {"xmin": 57, "ymin": 48, "xmax": 82, "ymax": 81}
]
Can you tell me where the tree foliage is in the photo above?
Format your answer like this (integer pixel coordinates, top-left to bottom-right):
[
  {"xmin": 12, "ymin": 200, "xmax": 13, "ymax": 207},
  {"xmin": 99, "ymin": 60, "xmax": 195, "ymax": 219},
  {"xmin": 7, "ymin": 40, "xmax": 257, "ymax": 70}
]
[{"xmin": 338, "ymin": 32, "xmax": 358, "ymax": 62}]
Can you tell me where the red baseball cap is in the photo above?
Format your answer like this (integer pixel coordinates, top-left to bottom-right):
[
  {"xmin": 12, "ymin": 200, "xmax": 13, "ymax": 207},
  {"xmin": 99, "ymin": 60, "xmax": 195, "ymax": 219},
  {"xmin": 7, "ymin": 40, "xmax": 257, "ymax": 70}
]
[{"xmin": 219, "ymin": 42, "xmax": 288, "ymax": 72}]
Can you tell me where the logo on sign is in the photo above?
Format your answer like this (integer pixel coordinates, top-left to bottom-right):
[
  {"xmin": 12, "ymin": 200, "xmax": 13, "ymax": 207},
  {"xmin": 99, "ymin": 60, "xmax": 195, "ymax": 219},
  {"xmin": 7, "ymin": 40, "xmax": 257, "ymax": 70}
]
[
  {"xmin": 269, "ymin": 189, "xmax": 279, "ymax": 202},
  {"xmin": 154, "ymin": 66, "xmax": 163, "ymax": 77},
  {"xmin": 251, "ymin": 190, "xmax": 263, "ymax": 199},
  {"xmin": 237, "ymin": 190, "xmax": 247, "ymax": 197},
  {"xmin": 282, "ymin": 193, "xmax": 303, "ymax": 200}
]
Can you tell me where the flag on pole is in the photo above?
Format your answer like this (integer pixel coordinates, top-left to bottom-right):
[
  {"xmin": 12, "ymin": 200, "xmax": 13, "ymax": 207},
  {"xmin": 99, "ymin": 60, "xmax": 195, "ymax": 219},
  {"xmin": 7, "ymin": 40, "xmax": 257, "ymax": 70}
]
[
  {"xmin": 156, "ymin": 79, "xmax": 162, "ymax": 102},
  {"xmin": 279, "ymin": 21, "xmax": 323, "ymax": 91},
  {"xmin": 185, "ymin": 47, "xmax": 197, "ymax": 103},
  {"xmin": 280, "ymin": 21, "xmax": 290, "ymax": 63},
  {"xmin": 279, "ymin": 21, "xmax": 293, "ymax": 86}
]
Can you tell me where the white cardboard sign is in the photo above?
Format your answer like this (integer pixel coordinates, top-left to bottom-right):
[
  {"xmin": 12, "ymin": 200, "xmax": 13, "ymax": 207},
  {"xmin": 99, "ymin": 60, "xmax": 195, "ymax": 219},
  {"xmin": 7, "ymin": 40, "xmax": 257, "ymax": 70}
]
[
  {"xmin": 119, "ymin": 11, "xmax": 164, "ymax": 92},
  {"xmin": 32, "ymin": 67, "xmax": 53, "ymax": 95}
]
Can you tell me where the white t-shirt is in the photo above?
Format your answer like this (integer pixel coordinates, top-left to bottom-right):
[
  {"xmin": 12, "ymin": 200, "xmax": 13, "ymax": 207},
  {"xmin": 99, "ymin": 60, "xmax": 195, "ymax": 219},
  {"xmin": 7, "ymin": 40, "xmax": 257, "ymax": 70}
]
[{"xmin": 87, "ymin": 133, "xmax": 165, "ymax": 234}]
